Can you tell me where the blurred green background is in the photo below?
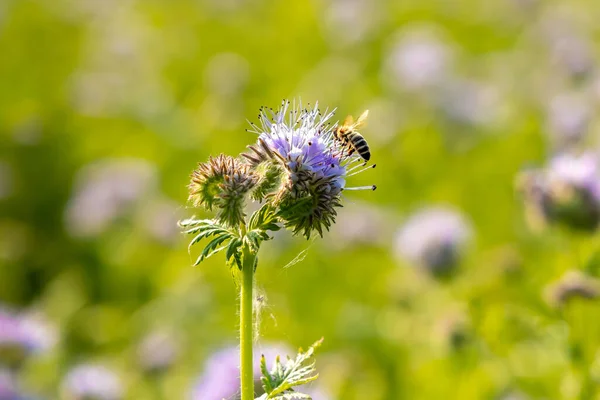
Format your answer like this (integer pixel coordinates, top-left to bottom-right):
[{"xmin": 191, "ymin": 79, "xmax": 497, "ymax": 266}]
[{"xmin": 2, "ymin": 0, "xmax": 600, "ymax": 398}]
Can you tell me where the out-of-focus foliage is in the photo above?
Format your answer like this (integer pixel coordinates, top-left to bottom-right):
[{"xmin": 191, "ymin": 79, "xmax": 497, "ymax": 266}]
[{"xmin": 2, "ymin": 0, "xmax": 600, "ymax": 398}]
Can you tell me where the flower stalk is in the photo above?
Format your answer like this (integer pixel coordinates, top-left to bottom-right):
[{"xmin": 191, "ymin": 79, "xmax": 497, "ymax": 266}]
[{"xmin": 240, "ymin": 240, "xmax": 256, "ymax": 400}]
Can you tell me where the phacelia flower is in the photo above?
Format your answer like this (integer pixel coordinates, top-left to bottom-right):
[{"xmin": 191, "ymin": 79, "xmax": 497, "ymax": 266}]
[
  {"xmin": 383, "ymin": 25, "xmax": 452, "ymax": 93},
  {"xmin": 243, "ymin": 100, "xmax": 376, "ymax": 238},
  {"xmin": 137, "ymin": 331, "xmax": 179, "ymax": 375},
  {"xmin": 190, "ymin": 344, "xmax": 290, "ymax": 400},
  {"xmin": 65, "ymin": 159, "xmax": 157, "ymax": 237},
  {"xmin": 394, "ymin": 207, "xmax": 472, "ymax": 276},
  {"xmin": 188, "ymin": 154, "xmax": 258, "ymax": 227},
  {"xmin": 61, "ymin": 364, "xmax": 122, "ymax": 400},
  {"xmin": 0, "ymin": 308, "xmax": 55, "ymax": 369},
  {"xmin": 517, "ymin": 152, "xmax": 600, "ymax": 232}
]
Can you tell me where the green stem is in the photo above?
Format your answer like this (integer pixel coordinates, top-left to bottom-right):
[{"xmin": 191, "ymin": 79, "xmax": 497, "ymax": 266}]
[{"xmin": 240, "ymin": 242, "xmax": 256, "ymax": 400}]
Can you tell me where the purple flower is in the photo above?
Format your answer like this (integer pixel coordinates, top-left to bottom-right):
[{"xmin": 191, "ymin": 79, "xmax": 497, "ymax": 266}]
[
  {"xmin": 383, "ymin": 26, "xmax": 452, "ymax": 93},
  {"xmin": 545, "ymin": 93, "xmax": 590, "ymax": 147},
  {"xmin": 0, "ymin": 370, "xmax": 21, "ymax": 400},
  {"xmin": 137, "ymin": 331, "xmax": 179, "ymax": 375},
  {"xmin": 0, "ymin": 308, "xmax": 55, "ymax": 369},
  {"xmin": 243, "ymin": 100, "xmax": 376, "ymax": 238},
  {"xmin": 64, "ymin": 159, "xmax": 157, "ymax": 237},
  {"xmin": 62, "ymin": 364, "xmax": 122, "ymax": 400},
  {"xmin": 437, "ymin": 78, "xmax": 501, "ymax": 128},
  {"xmin": 190, "ymin": 344, "xmax": 289, "ymax": 400},
  {"xmin": 394, "ymin": 207, "xmax": 472, "ymax": 275},
  {"xmin": 518, "ymin": 152, "xmax": 600, "ymax": 231}
]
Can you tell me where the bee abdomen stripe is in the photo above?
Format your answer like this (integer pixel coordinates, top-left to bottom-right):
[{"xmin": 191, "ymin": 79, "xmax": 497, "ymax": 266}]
[{"xmin": 354, "ymin": 138, "xmax": 369, "ymax": 148}]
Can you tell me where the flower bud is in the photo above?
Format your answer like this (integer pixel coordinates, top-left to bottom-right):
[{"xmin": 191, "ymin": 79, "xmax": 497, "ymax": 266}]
[{"xmin": 188, "ymin": 154, "xmax": 258, "ymax": 227}]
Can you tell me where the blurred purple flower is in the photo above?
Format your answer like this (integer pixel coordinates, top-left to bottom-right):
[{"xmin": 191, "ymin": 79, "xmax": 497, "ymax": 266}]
[
  {"xmin": 517, "ymin": 152, "xmax": 600, "ymax": 231},
  {"xmin": 545, "ymin": 27, "xmax": 594, "ymax": 80},
  {"xmin": 62, "ymin": 364, "xmax": 122, "ymax": 400},
  {"xmin": 383, "ymin": 26, "xmax": 452, "ymax": 93},
  {"xmin": 323, "ymin": 0, "xmax": 381, "ymax": 46},
  {"xmin": 64, "ymin": 159, "xmax": 157, "ymax": 237},
  {"xmin": 137, "ymin": 331, "xmax": 179, "ymax": 375},
  {"xmin": 0, "ymin": 308, "xmax": 55, "ymax": 369},
  {"xmin": 141, "ymin": 198, "xmax": 181, "ymax": 244},
  {"xmin": 437, "ymin": 78, "xmax": 502, "ymax": 128},
  {"xmin": 545, "ymin": 93, "xmax": 590, "ymax": 147},
  {"xmin": 394, "ymin": 207, "xmax": 472, "ymax": 275},
  {"xmin": 190, "ymin": 344, "xmax": 289, "ymax": 400},
  {"xmin": 0, "ymin": 370, "xmax": 21, "ymax": 400}
]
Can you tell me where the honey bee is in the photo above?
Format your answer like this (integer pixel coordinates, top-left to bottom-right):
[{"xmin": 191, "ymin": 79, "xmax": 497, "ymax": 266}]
[{"xmin": 334, "ymin": 110, "xmax": 371, "ymax": 161}]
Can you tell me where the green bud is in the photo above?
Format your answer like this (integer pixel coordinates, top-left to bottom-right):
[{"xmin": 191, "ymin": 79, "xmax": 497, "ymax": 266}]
[{"xmin": 188, "ymin": 154, "xmax": 258, "ymax": 227}]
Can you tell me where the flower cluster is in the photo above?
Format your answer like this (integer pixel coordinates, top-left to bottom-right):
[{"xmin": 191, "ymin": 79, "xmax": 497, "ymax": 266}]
[
  {"xmin": 185, "ymin": 100, "xmax": 376, "ymax": 247},
  {"xmin": 517, "ymin": 152, "xmax": 600, "ymax": 232}
]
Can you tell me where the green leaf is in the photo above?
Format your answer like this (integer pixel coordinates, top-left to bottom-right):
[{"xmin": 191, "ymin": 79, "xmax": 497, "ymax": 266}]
[
  {"xmin": 180, "ymin": 218, "xmax": 240, "ymax": 267},
  {"xmin": 249, "ymin": 203, "xmax": 281, "ymax": 232},
  {"xmin": 226, "ymin": 238, "xmax": 243, "ymax": 269},
  {"xmin": 193, "ymin": 233, "xmax": 232, "ymax": 266},
  {"xmin": 258, "ymin": 338, "xmax": 323, "ymax": 399},
  {"xmin": 260, "ymin": 354, "xmax": 275, "ymax": 393}
]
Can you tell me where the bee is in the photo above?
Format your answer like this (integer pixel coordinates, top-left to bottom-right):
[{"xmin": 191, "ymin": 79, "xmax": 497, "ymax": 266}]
[{"xmin": 333, "ymin": 110, "xmax": 371, "ymax": 162}]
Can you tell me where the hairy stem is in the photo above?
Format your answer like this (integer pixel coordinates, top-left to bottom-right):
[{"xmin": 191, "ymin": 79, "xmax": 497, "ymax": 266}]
[{"xmin": 240, "ymin": 241, "xmax": 256, "ymax": 400}]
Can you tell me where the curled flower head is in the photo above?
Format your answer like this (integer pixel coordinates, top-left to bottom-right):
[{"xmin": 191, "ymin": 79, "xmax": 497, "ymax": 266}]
[
  {"xmin": 188, "ymin": 154, "xmax": 258, "ymax": 227},
  {"xmin": 243, "ymin": 100, "xmax": 376, "ymax": 238},
  {"xmin": 517, "ymin": 152, "xmax": 600, "ymax": 232},
  {"xmin": 62, "ymin": 364, "xmax": 122, "ymax": 400},
  {"xmin": 394, "ymin": 207, "xmax": 472, "ymax": 276}
]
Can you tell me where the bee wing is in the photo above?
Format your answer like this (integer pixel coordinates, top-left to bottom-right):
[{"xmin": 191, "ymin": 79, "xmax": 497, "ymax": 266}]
[
  {"xmin": 354, "ymin": 110, "xmax": 369, "ymax": 129},
  {"xmin": 342, "ymin": 114, "xmax": 354, "ymax": 127}
]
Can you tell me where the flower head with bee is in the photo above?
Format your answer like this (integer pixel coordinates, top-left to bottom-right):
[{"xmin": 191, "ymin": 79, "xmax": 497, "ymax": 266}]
[
  {"xmin": 180, "ymin": 99, "xmax": 376, "ymax": 400},
  {"xmin": 242, "ymin": 100, "xmax": 376, "ymax": 238}
]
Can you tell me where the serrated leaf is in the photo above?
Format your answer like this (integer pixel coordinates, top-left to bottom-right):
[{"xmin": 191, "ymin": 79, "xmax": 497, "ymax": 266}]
[
  {"xmin": 259, "ymin": 339, "xmax": 323, "ymax": 399},
  {"xmin": 260, "ymin": 354, "xmax": 275, "ymax": 393},
  {"xmin": 226, "ymin": 238, "xmax": 243, "ymax": 269},
  {"xmin": 193, "ymin": 233, "xmax": 232, "ymax": 266}
]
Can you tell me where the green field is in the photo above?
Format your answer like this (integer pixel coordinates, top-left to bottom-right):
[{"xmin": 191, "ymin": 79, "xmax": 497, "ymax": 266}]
[{"xmin": 2, "ymin": 0, "xmax": 600, "ymax": 399}]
